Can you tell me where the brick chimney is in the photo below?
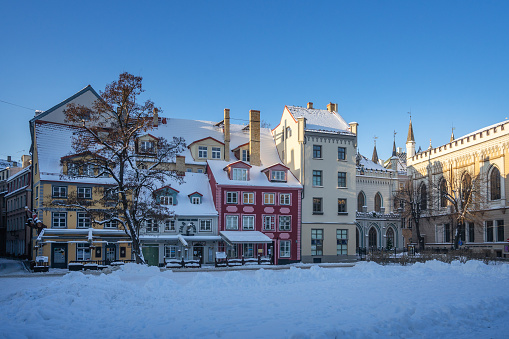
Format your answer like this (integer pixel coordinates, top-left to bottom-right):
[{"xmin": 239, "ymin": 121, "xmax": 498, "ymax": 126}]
[
  {"xmin": 153, "ymin": 108, "xmax": 159, "ymax": 127},
  {"xmin": 327, "ymin": 102, "xmax": 338, "ymax": 112},
  {"xmin": 176, "ymin": 155, "xmax": 185, "ymax": 176},
  {"xmin": 307, "ymin": 102, "xmax": 313, "ymax": 109},
  {"xmin": 21, "ymin": 155, "xmax": 31, "ymax": 168},
  {"xmin": 224, "ymin": 109, "xmax": 230, "ymax": 161},
  {"xmin": 249, "ymin": 110, "xmax": 261, "ymax": 166}
]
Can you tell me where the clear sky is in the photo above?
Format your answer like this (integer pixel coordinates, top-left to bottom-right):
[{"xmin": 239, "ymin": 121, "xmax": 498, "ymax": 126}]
[{"xmin": 1, "ymin": 0, "xmax": 508, "ymax": 164}]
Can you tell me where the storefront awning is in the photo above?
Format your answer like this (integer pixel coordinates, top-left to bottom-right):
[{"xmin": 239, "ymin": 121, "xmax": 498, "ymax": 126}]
[{"xmin": 220, "ymin": 231, "xmax": 272, "ymax": 245}]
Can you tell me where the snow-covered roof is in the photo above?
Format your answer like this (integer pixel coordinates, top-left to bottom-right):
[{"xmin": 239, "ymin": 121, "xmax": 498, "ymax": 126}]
[
  {"xmin": 6, "ymin": 165, "xmax": 30, "ymax": 183},
  {"xmin": 35, "ymin": 122, "xmax": 114, "ymax": 184},
  {"xmin": 286, "ymin": 106, "xmax": 351, "ymax": 133},
  {"xmin": 220, "ymin": 231, "xmax": 272, "ymax": 244},
  {"xmin": 155, "ymin": 172, "xmax": 218, "ymax": 217},
  {"xmin": 357, "ymin": 154, "xmax": 390, "ymax": 172},
  {"xmin": 0, "ymin": 159, "xmax": 19, "ymax": 170}
]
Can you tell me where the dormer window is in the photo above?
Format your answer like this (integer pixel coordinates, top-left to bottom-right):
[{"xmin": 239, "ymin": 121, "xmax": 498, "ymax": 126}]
[
  {"xmin": 84, "ymin": 164, "xmax": 95, "ymax": 177},
  {"xmin": 160, "ymin": 196, "xmax": 174, "ymax": 205},
  {"xmin": 232, "ymin": 168, "xmax": 248, "ymax": 181},
  {"xmin": 192, "ymin": 197, "xmax": 201, "ymax": 204},
  {"xmin": 242, "ymin": 150, "xmax": 250, "ymax": 162},
  {"xmin": 67, "ymin": 163, "xmax": 78, "ymax": 176},
  {"xmin": 212, "ymin": 147, "xmax": 221, "ymax": 159},
  {"xmin": 198, "ymin": 146, "xmax": 208, "ymax": 158},
  {"xmin": 140, "ymin": 141, "xmax": 155, "ymax": 153},
  {"xmin": 271, "ymin": 170, "xmax": 286, "ymax": 182}
]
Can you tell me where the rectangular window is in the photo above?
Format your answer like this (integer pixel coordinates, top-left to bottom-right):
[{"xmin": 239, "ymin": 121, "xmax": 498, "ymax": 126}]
[
  {"xmin": 52, "ymin": 186, "xmax": 67, "ymax": 198},
  {"xmin": 497, "ymin": 220, "xmax": 504, "ymax": 242},
  {"xmin": 211, "ymin": 147, "xmax": 221, "ymax": 159},
  {"xmin": 242, "ymin": 150, "xmax": 250, "ymax": 162},
  {"xmin": 140, "ymin": 141, "xmax": 155, "ymax": 153},
  {"xmin": 146, "ymin": 219, "xmax": 158, "ymax": 233},
  {"xmin": 278, "ymin": 215, "xmax": 291, "ymax": 231},
  {"xmin": 280, "ymin": 193, "xmax": 290, "ymax": 205},
  {"xmin": 337, "ymin": 229, "xmax": 348, "ymax": 255},
  {"xmin": 338, "ymin": 147, "xmax": 346, "ymax": 160},
  {"xmin": 313, "ymin": 197, "xmax": 323, "ymax": 214},
  {"xmin": 312, "ymin": 170, "xmax": 323, "ymax": 186},
  {"xmin": 468, "ymin": 222, "xmax": 475, "ymax": 242},
  {"xmin": 191, "ymin": 197, "xmax": 201, "ymax": 204},
  {"xmin": 197, "ymin": 168, "xmax": 204, "ymax": 173},
  {"xmin": 338, "ymin": 198, "xmax": 347, "ymax": 214},
  {"xmin": 338, "ymin": 172, "xmax": 347, "ymax": 188},
  {"xmin": 164, "ymin": 245, "xmax": 177, "ymax": 259},
  {"xmin": 445, "ymin": 223, "xmax": 451, "ymax": 243},
  {"xmin": 77, "ymin": 212, "xmax": 91, "ymax": 228},
  {"xmin": 67, "ymin": 163, "xmax": 78, "ymax": 176},
  {"xmin": 264, "ymin": 193, "xmax": 275, "ymax": 205},
  {"xmin": 35, "ymin": 186, "xmax": 39, "ymax": 200},
  {"xmin": 280, "ymin": 240, "xmax": 291, "ymax": 258},
  {"xmin": 160, "ymin": 196, "xmax": 174, "ymax": 205},
  {"xmin": 311, "ymin": 229, "xmax": 323, "ymax": 256},
  {"xmin": 104, "ymin": 219, "xmax": 118, "ymax": 229},
  {"xmin": 200, "ymin": 219, "xmax": 212, "ymax": 232},
  {"xmin": 198, "ymin": 146, "xmax": 208, "ymax": 158},
  {"xmin": 271, "ymin": 170, "xmax": 286, "ymax": 182},
  {"xmin": 52, "ymin": 212, "xmax": 67, "ymax": 228},
  {"xmin": 84, "ymin": 164, "xmax": 95, "ymax": 177},
  {"xmin": 313, "ymin": 145, "xmax": 322, "ymax": 159},
  {"xmin": 242, "ymin": 215, "xmax": 255, "ymax": 230},
  {"xmin": 164, "ymin": 219, "xmax": 175, "ymax": 231},
  {"xmin": 76, "ymin": 243, "xmax": 91, "ymax": 261},
  {"xmin": 77, "ymin": 187, "xmax": 92, "ymax": 199},
  {"xmin": 243, "ymin": 192, "xmax": 254, "ymax": 204},
  {"xmin": 486, "ymin": 221, "xmax": 494, "ymax": 242},
  {"xmin": 232, "ymin": 168, "xmax": 248, "ymax": 181},
  {"xmin": 226, "ymin": 192, "xmax": 238, "ymax": 204},
  {"xmin": 243, "ymin": 243, "xmax": 254, "ymax": 258},
  {"xmin": 225, "ymin": 215, "xmax": 239, "ymax": 230},
  {"xmin": 263, "ymin": 215, "xmax": 275, "ymax": 231}
]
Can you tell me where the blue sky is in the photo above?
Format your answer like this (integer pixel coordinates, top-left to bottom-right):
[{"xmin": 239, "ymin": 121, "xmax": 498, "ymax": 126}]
[{"xmin": 1, "ymin": 1, "xmax": 508, "ymax": 163}]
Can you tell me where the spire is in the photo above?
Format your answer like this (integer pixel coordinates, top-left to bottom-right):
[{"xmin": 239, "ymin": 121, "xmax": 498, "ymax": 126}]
[
  {"xmin": 372, "ymin": 136, "xmax": 379, "ymax": 163},
  {"xmin": 450, "ymin": 126, "xmax": 455, "ymax": 142},
  {"xmin": 392, "ymin": 130, "xmax": 397, "ymax": 157},
  {"xmin": 407, "ymin": 116, "xmax": 415, "ymax": 143}
]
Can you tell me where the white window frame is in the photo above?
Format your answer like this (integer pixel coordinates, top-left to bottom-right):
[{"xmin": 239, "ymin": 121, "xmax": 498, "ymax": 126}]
[
  {"xmin": 226, "ymin": 192, "xmax": 238, "ymax": 204},
  {"xmin": 243, "ymin": 192, "xmax": 254, "ymax": 204},
  {"xmin": 278, "ymin": 215, "xmax": 291, "ymax": 231},
  {"xmin": 243, "ymin": 243, "xmax": 254, "ymax": 258},
  {"xmin": 198, "ymin": 146, "xmax": 208, "ymax": 158},
  {"xmin": 77, "ymin": 212, "xmax": 91, "ymax": 228},
  {"xmin": 76, "ymin": 243, "xmax": 91, "ymax": 261},
  {"xmin": 52, "ymin": 212, "xmax": 67, "ymax": 228},
  {"xmin": 164, "ymin": 245, "xmax": 178, "ymax": 259},
  {"xmin": 84, "ymin": 164, "xmax": 95, "ymax": 177},
  {"xmin": 264, "ymin": 193, "xmax": 275, "ymax": 205},
  {"xmin": 160, "ymin": 196, "xmax": 173, "ymax": 205},
  {"xmin": 67, "ymin": 163, "xmax": 79, "ymax": 176},
  {"xmin": 280, "ymin": 193, "xmax": 290, "ymax": 205},
  {"xmin": 52, "ymin": 186, "xmax": 67, "ymax": 198},
  {"xmin": 232, "ymin": 168, "xmax": 248, "ymax": 181},
  {"xmin": 242, "ymin": 215, "xmax": 255, "ymax": 230},
  {"xmin": 225, "ymin": 215, "xmax": 239, "ymax": 230},
  {"xmin": 263, "ymin": 215, "xmax": 275, "ymax": 231},
  {"xmin": 280, "ymin": 240, "xmax": 291, "ymax": 258},
  {"xmin": 242, "ymin": 150, "xmax": 250, "ymax": 162},
  {"xmin": 337, "ymin": 229, "xmax": 348, "ymax": 255},
  {"xmin": 271, "ymin": 170, "xmax": 286, "ymax": 182},
  {"xmin": 140, "ymin": 140, "xmax": 155, "ymax": 153},
  {"xmin": 200, "ymin": 219, "xmax": 212, "ymax": 232},
  {"xmin": 211, "ymin": 147, "xmax": 221, "ymax": 159},
  {"xmin": 104, "ymin": 219, "xmax": 118, "ymax": 229},
  {"xmin": 164, "ymin": 219, "xmax": 175, "ymax": 232},
  {"xmin": 77, "ymin": 187, "xmax": 92, "ymax": 199},
  {"xmin": 146, "ymin": 219, "xmax": 158, "ymax": 233},
  {"xmin": 191, "ymin": 196, "xmax": 201, "ymax": 204}
]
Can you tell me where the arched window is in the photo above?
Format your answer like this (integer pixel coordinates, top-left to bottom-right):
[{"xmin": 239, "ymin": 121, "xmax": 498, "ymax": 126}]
[
  {"xmin": 374, "ymin": 192, "xmax": 383, "ymax": 212},
  {"xmin": 368, "ymin": 227, "xmax": 377, "ymax": 248},
  {"xmin": 386, "ymin": 227, "xmax": 395, "ymax": 249},
  {"xmin": 357, "ymin": 191, "xmax": 366, "ymax": 212},
  {"xmin": 440, "ymin": 178, "xmax": 448, "ymax": 208},
  {"xmin": 461, "ymin": 173, "xmax": 472, "ymax": 208},
  {"xmin": 420, "ymin": 184, "xmax": 427, "ymax": 210},
  {"xmin": 490, "ymin": 167, "xmax": 501, "ymax": 200}
]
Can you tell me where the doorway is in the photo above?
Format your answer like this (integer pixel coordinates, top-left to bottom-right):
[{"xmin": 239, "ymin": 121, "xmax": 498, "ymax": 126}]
[{"xmin": 105, "ymin": 244, "xmax": 116, "ymax": 264}]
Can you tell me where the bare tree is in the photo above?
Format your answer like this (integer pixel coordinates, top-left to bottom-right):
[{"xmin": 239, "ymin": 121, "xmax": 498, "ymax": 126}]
[
  {"xmin": 394, "ymin": 178, "xmax": 426, "ymax": 250},
  {"xmin": 62, "ymin": 72, "xmax": 185, "ymax": 263}
]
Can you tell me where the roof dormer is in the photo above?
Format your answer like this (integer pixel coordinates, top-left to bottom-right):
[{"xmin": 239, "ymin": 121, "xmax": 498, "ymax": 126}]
[
  {"xmin": 223, "ymin": 161, "xmax": 251, "ymax": 181},
  {"xmin": 188, "ymin": 137, "xmax": 225, "ymax": 161},
  {"xmin": 232, "ymin": 142, "xmax": 250, "ymax": 162},
  {"xmin": 153, "ymin": 186, "xmax": 180, "ymax": 205},
  {"xmin": 261, "ymin": 163, "xmax": 290, "ymax": 183},
  {"xmin": 137, "ymin": 134, "xmax": 158, "ymax": 155},
  {"xmin": 60, "ymin": 151, "xmax": 108, "ymax": 178},
  {"xmin": 188, "ymin": 191, "xmax": 203, "ymax": 204}
]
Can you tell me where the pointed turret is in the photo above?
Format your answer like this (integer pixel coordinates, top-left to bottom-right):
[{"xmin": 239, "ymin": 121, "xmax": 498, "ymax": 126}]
[
  {"xmin": 450, "ymin": 127, "xmax": 455, "ymax": 142},
  {"xmin": 372, "ymin": 142, "xmax": 379, "ymax": 164},
  {"xmin": 406, "ymin": 116, "xmax": 416, "ymax": 158}
]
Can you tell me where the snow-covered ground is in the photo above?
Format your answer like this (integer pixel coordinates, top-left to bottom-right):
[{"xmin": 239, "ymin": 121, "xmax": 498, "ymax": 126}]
[{"xmin": 1, "ymin": 258, "xmax": 508, "ymax": 338}]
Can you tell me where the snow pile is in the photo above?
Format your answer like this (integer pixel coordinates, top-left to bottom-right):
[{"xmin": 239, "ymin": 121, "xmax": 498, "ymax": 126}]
[{"xmin": 1, "ymin": 261, "xmax": 509, "ymax": 338}]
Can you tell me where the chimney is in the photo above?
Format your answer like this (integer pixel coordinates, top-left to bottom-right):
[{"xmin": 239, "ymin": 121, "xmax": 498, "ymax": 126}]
[
  {"xmin": 224, "ymin": 109, "xmax": 230, "ymax": 161},
  {"xmin": 21, "ymin": 155, "xmax": 31, "ymax": 168},
  {"xmin": 7, "ymin": 156, "xmax": 11, "ymax": 162},
  {"xmin": 307, "ymin": 102, "xmax": 313, "ymax": 109},
  {"xmin": 249, "ymin": 110, "xmax": 261, "ymax": 166},
  {"xmin": 176, "ymin": 155, "xmax": 185, "ymax": 176},
  {"xmin": 153, "ymin": 108, "xmax": 159, "ymax": 127},
  {"xmin": 349, "ymin": 122, "xmax": 358, "ymax": 135},
  {"xmin": 327, "ymin": 102, "xmax": 338, "ymax": 112}
]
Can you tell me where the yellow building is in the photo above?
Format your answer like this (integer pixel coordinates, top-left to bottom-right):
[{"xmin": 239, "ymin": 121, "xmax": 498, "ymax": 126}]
[{"xmin": 406, "ymin": 118, "xmax": 508, "ymax": 257}]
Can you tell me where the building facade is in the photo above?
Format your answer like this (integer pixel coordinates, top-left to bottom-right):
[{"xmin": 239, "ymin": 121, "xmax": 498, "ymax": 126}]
[{"xmin": 273, "ymin": 102, "xmax": 357, "ymax": 262}]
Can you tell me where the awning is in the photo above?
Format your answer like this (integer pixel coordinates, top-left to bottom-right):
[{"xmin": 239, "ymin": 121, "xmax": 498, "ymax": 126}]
[
  {"xmin": 220, "ymin": 231, "xmax": 272, "ymax": 245},
  {"xmin": 139, "ymin": 234, "xmax": 221, "ymax": 246}
]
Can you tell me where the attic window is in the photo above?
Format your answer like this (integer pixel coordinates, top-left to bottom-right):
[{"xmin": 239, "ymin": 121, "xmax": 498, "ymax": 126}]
[
  {"xmin": 232, "ymin": 168, "xmax": 248, "ymax": 181},
  {"xmin": 270, "ymin": 170, "xmax": 286, "ymax": 182},
  {"xmin": 140, "ymin": 141, "xmax": 155, "ymax": 153},
  {"xmin": 67, "ymin": 163, "xmax": 78, "ymax": 176},
  {"xmin": 160, "ymin": 196, "xmax": 174, "ymax": 205},
  {"xmin": 242, "ymin": 150, "xmax": 250, "ymax": 162},
  {"xmin": 191, "ymin": 196, "xmax": 201, "ymax": 204}
]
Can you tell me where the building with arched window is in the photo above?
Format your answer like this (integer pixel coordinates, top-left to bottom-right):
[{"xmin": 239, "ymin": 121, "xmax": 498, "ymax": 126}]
[{"xmin": 406, "ymin": 119, "xmax": 509, "ymax": 257}]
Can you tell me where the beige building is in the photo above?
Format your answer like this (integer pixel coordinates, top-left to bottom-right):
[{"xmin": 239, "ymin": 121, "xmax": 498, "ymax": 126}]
[
  {"xmin": 406, "ymin": 118, "xmax": 509, "ymax": 257},
  {"xmin": 273, "ymin": 102, "xmax": 357, "ymax": 262}
]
